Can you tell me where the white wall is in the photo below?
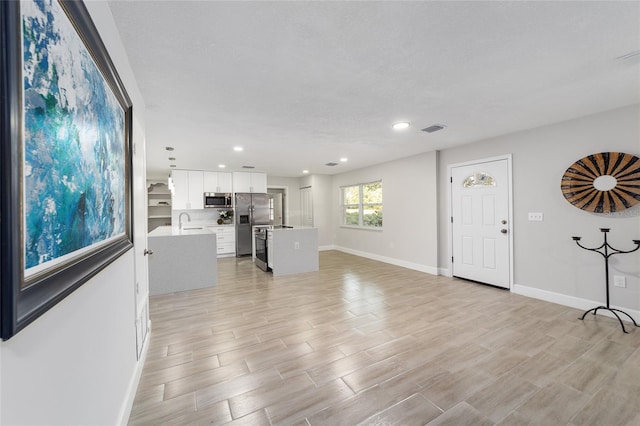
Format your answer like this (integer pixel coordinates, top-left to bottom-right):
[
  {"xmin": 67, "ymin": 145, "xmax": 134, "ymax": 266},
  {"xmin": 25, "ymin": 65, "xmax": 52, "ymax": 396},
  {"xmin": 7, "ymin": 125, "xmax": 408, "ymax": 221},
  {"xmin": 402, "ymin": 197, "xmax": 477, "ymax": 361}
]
[
  {"xmin": 267, "ymin": 175, "xmax": 303, "ymax": 226},
  {"xmin": 332, "ymin": 151, "xmax": 439, "ymax": 273},
  {"xmin": 438, "ymin": 104, "xmax": 640, "ymax": 311},
  {"xmin": 0, "ymin": 2, "xmax": 147, "ymax": 424},
  {"xmin": 311, "ymin": 174, "xmax": 334, "ymax": 247},
  {"xmin": 296, "ymin": 174, "xmax": 334, "ymax": 246},
  {"xmin": 1, "ymin": 256, "xmax": 137, "ymax": 425}
]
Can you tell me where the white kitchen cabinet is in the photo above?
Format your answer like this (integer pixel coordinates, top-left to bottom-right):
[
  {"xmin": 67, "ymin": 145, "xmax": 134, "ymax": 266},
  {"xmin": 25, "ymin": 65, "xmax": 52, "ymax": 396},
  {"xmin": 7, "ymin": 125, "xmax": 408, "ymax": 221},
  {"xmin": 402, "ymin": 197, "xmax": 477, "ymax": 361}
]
[
  {"xmin": 218, "ymin": 172, "xmax": 233, "ymax": 193},
  {"xmin": 205, "ymin": 225, "xmax": 236, "ymax": 256},
  {"xmin": 188, "ymin": 171, "xmax": 204, "ymax": 209},
  {"xmin": 267, "ymin": 231, "xmax": 273, "ymax": 269},
  {"xmin": 232, "ymin": 172, "xmax": 251, "ymax": 193},
  {"xmin": 171, "ymin": 170, "xmax": 204, "ymax": 210},
  {"xmin": 203, "ymin": 171, "xmax": 233, "ymax": 193},
  {"xmin": 171, "ymin": 170, "xmax": 189, "ymax": 210},
  {"xmin": 233, "ymin": 171, "xmax": 267, "ymax": 193}
]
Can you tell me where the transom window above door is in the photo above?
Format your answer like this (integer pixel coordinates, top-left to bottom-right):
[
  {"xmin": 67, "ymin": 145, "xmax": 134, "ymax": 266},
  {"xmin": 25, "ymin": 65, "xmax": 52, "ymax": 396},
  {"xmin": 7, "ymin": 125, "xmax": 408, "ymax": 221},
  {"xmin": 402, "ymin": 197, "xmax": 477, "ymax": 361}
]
[{"xmin": 463, "ymin": 172, "xmax": 496, "ymax": 188}]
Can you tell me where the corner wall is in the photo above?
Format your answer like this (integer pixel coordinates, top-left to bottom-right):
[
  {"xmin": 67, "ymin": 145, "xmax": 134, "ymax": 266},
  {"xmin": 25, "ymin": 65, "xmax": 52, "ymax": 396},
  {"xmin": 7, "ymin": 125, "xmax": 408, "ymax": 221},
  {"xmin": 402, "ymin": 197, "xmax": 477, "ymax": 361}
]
[
  {"xmin": 0, "ymin": 2, "xmax": 146, "ymax": 424},
  {"xmin": 267, "ymin": 175, "xmax": 303, "ymax": 226},
  {"xmin": 0, "ymin": 255, "xmax": 137, "ymax": 425},
  {"xmin": 332, "ymin": 151, "xmax": 439, "ymax": 273},
  {"xmin": 438, "ymin": 104, "xmax": 640, "ymax": 311}
]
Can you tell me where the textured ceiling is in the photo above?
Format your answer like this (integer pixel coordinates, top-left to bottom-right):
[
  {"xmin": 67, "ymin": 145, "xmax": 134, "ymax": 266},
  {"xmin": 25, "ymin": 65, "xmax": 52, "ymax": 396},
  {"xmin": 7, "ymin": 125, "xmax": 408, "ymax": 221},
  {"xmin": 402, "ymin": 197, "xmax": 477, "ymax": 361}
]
[{"xmin": 107, "ymin": 1, "xmax": 640, "ymax": 179}]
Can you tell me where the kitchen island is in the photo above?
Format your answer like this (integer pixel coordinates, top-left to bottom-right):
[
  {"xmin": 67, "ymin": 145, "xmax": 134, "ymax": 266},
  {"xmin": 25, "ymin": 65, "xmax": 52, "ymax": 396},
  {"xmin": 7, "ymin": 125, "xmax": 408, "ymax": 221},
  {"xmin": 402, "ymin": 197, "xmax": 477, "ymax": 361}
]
[
  {"xmin": 147, "ymin": 226, "xmax": 217, "ymax": 295},
  {"xmin": 261, "ymin": 226, "xmax": 319, "ymax": 276}
]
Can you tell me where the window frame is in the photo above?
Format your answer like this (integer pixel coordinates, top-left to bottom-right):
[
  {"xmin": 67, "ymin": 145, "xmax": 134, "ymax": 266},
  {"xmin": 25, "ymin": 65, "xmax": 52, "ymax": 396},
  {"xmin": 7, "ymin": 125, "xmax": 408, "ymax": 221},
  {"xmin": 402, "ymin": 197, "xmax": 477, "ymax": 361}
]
[{"xmin": 340, "ymin": 180, "xmax": 383, "ymax": 229}]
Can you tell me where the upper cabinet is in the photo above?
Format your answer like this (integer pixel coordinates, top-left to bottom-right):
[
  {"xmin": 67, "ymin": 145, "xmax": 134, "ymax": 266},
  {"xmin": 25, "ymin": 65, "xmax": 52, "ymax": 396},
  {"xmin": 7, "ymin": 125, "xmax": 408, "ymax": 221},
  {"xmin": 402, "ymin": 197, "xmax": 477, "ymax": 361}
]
[
  {"xmin": 172, "ymin": 170, "xmax": 267, "ymax": 208},
  {"xmin": 203, "ymin": 171, "xmax": 233, "ymax": 193},
  {"xmin": 171, "ymin": 170, "xmax": 204, "ymax": 210},
  {"xmin": 233, "ymin": 172, "xmax": 267, "ymax": 193}
]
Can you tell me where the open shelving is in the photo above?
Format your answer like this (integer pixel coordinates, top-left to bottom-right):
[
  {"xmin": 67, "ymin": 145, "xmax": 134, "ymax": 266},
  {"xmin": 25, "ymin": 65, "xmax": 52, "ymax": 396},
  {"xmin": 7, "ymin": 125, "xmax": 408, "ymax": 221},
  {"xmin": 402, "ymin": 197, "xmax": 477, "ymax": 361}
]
[{"xmin": 147, "ymin": 180, "xmax": 172, "ymax": 231}]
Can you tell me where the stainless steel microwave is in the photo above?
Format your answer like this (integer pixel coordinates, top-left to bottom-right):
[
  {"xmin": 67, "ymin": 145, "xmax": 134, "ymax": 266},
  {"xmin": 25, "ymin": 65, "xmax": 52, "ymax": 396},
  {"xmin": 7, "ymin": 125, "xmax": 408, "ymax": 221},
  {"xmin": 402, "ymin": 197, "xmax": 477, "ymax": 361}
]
[{"xmin": 204, "ymin": 193, "xmax": 232, "ymax": 208}]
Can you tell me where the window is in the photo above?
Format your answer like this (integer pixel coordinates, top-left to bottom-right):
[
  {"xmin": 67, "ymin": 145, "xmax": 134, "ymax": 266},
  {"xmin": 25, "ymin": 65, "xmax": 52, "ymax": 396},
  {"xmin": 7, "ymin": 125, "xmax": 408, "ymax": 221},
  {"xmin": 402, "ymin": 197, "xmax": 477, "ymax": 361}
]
[
  {"xmin": 463, "ymin": 172, "xmax": 496, "ymax": 188},
  {"xmin": 341, "ymin": 181, "xmax": 382, "ymax": 228}
]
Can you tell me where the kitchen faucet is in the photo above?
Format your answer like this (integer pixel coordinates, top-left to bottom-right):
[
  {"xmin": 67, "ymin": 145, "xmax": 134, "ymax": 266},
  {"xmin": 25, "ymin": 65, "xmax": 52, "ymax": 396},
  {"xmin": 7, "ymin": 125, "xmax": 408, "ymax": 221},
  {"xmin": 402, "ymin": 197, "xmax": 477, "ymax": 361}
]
[{"xmin": 178, "ymin": 212, "xmax": 191, "ymax": 229}]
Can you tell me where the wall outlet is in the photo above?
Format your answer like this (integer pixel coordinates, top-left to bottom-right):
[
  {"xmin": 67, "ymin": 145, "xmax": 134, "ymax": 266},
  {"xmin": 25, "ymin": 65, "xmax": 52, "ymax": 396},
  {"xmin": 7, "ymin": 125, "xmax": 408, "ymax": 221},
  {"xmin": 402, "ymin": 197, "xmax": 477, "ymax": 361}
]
[
  {"xmin": 528, "ymin": 212, "xmax": 544, "ymax": 221},
  {"xmin": 613, "ymin": 275, "xmax": 626, "ymax": 288},
  {"xmin": 294, "ymin": 241, "xmax": 300, "ymax": 250}
]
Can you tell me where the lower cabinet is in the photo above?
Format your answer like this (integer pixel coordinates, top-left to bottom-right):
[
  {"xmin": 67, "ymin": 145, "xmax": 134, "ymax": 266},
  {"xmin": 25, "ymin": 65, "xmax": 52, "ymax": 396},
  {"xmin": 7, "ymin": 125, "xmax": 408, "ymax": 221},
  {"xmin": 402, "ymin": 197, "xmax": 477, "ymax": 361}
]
[
  {"xmin": 267, "ymin": 231, "xmax": 273, "ymax": 269},
  {"xmin": 206, "ymin": 226, "xmax": 236, "ymax": 256}
]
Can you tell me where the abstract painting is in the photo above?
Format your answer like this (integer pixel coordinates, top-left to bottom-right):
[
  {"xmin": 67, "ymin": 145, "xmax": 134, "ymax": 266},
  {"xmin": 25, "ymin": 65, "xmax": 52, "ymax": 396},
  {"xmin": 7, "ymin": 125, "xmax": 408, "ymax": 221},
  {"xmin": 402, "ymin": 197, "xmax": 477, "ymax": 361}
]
[
  {"xmin": 22, "ymin": 0, "xmax": 126, "ymax": 278},
  {"xmin": 0, "ymin": 0, "xmax": 133, "ymax": 339}
]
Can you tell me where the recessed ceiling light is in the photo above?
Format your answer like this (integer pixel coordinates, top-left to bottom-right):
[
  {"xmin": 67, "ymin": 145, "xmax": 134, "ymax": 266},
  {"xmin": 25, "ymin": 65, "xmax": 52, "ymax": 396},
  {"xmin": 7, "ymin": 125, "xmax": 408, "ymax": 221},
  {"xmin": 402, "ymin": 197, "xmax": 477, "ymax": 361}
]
[
  {"xmin": 303, "ymin": 170, "xmax": 309, "ymax": 174},
  {"xmin": 234, "ymin": 146, "xmax": 244, "ymax": 152},
  {"xmin": 165, "ymin": 146, "xmax": 174, "ymax": 151},
  {"xmin": 392, "ymin": 122, "xmax": 410, "ymax": 130},
  {"xmin": 218, "ymin": 164, "xmax": 226, "ymax": 168},
  {"xmin": 168, "ymin": 157, "xmax": 176, "ymax": 161},
  {"xmin": 340, "ymin": 158, "xmax": 348, "ymax": 162}
]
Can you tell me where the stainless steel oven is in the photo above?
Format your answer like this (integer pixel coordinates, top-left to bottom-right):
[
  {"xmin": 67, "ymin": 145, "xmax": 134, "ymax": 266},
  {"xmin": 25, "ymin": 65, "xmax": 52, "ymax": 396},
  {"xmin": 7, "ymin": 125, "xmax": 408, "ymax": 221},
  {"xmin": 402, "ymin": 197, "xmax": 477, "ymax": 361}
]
[{"xmin": 254, "ymin": 228, "xmax": 269, "ymax": 271}]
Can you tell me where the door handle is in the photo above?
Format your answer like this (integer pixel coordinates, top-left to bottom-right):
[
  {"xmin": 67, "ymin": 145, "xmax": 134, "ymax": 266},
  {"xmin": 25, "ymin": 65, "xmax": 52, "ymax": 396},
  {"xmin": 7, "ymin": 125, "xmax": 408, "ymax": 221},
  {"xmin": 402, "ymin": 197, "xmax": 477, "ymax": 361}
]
[
  {"xmin": 500, "ymin": 229, "xmax": 508, "ymax": 234},
  {"xmin": 143, "ymin": 248, "xmax": 154, "ymax": 256}
]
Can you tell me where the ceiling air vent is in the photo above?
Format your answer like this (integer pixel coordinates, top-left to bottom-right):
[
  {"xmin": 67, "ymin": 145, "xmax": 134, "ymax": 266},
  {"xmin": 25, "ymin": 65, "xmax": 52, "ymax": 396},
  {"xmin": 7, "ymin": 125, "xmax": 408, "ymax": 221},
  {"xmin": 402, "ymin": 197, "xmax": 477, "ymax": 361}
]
[
  {"xmin": 242, "ymin": 165, "xmax": 255, "ymax": 169},
  {"xmin": 616, "ymin": 50, "xmax": 640, "ymax": 65},
  {"xmin": 421, "ymin": 125, "xmax": 446, "ymax": 133},
  {"xmin": 325, "ymin": 162, "xmax": 339, "ymax": 167}
]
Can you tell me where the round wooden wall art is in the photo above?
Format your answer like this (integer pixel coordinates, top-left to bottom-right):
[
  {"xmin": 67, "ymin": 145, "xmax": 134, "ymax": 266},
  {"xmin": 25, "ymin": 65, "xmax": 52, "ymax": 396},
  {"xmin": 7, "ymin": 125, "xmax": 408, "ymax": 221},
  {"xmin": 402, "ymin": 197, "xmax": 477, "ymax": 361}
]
[{"xmin": 561, "ymin": 152, "xmax": 640, "ymax": 213}]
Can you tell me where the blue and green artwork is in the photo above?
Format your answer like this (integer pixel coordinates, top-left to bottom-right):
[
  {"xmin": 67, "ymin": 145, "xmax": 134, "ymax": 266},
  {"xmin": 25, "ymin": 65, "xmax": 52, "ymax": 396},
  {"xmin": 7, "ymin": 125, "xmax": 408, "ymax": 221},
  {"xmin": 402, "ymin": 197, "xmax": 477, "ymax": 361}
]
[{"xmin": 22, "ymin": 0, "xmax": 126, "ymax": 276}]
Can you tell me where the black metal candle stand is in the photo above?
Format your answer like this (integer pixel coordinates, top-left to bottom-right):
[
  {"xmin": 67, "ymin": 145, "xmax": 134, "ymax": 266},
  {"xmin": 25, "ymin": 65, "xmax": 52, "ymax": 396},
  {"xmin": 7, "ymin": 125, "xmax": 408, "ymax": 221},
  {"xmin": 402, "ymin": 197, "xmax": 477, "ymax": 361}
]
[{"xmin": 572, "ymin": 228, "xmax": 640, "ymax": 333}]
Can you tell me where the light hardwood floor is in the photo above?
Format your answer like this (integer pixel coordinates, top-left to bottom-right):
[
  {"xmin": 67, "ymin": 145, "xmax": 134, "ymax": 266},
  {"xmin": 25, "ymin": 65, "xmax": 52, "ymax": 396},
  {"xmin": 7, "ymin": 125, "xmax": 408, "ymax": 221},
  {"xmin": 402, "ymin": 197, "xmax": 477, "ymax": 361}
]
[{"xmin": 129, "ymin": 251, "xmax": 640, "ymax": 425}]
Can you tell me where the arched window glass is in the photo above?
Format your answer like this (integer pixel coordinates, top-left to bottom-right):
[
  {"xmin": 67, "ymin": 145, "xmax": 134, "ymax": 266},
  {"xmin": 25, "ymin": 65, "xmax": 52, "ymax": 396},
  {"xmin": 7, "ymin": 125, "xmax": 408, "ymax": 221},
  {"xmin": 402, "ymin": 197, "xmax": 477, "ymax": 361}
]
[{"xmin": 463, "ymin": 172, "xmax": 496, "ymax": 188}]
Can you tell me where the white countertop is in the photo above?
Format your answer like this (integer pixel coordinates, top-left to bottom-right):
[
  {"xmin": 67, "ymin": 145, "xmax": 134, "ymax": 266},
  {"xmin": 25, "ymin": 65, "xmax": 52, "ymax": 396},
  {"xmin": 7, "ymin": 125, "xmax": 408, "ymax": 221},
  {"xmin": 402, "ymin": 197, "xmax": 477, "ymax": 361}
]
[
  {"xmin": 148, "ymin": 225, "xmax": 215, "ymax": 237},
  {"xmin": 264, "ymin": 226, "xmax": 316, "ymax": 231}
]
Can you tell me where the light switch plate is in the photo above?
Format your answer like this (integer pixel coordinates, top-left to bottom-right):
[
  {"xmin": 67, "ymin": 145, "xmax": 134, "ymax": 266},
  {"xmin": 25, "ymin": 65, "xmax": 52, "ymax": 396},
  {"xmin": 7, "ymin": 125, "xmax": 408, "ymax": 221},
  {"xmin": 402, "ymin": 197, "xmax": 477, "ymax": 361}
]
[
  {"xmin": 614, "ymin": 275, "xmax": 626, "ymax": 288},
  {"xmin": 528, "ymin": 212, "xmax": 544, "ymax": 221}
]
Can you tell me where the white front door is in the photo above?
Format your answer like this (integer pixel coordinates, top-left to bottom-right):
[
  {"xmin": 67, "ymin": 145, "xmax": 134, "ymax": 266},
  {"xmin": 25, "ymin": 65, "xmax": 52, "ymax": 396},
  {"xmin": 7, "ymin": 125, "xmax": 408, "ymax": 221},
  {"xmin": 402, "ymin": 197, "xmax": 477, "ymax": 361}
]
[{"xmin": 451, "ymin": 157, "xmax": 511, "ymax": 289}]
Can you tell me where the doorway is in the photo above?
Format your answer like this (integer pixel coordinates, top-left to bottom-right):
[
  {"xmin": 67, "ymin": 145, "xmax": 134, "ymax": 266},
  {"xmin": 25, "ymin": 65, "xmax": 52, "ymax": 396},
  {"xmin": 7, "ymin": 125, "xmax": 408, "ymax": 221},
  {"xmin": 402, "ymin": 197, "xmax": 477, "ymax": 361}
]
[
  {"xmin": 267, "ymin": 187, "xmax": 286, "ymax": 226},
  {"xmin": 449, "ymin": 155, "xmax": 513, "ymax": 289}
]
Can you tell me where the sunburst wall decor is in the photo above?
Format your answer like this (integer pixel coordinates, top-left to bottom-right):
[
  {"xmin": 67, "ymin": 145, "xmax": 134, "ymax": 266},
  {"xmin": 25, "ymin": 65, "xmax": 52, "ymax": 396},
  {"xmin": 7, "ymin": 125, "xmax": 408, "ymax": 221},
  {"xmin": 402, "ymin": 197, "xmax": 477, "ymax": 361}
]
[{"xmin": 561, "ymin": 152, "xmax": 640, "ymax": 213}]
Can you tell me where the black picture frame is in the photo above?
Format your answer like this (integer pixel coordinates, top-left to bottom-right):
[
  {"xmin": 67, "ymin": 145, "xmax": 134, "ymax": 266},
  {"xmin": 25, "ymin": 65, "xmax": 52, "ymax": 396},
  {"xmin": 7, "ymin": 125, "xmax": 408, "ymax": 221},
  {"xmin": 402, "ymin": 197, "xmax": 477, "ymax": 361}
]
[{"xmin": 0, "ymin": 0, "xmax": 133, "ymax": 340}]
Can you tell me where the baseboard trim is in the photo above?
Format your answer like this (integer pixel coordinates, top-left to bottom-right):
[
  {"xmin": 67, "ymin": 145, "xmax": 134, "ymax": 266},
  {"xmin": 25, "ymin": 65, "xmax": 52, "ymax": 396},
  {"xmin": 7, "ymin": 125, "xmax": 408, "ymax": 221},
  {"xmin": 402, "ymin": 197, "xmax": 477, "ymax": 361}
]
[
  {"xmin": 118, "ymin": 320, "xmax": 151, "ymax": 425},
  {"xmin": 438, "ymin": 267, "xmax": 451, "ymax": 277},
  {"xmin": 332, "ymin": 246, "xmax": 438, "ymax": 276},
  {"xmin": 512, "ymin": 284, "xmax": 640, "ymax": 324}
]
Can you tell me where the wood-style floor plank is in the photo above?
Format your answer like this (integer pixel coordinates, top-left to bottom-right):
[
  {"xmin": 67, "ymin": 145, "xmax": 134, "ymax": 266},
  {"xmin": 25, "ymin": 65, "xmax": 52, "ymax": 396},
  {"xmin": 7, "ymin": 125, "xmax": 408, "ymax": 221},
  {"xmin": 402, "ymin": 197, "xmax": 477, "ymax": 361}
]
[{"xmin": 128, "ymin": 250, "xmax": 640, "ymax": 425}]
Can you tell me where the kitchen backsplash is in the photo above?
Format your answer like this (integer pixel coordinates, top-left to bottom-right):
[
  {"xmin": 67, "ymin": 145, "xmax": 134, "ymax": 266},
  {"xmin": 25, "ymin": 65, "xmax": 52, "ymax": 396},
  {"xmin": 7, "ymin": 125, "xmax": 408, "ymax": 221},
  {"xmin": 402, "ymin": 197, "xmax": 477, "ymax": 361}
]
[{"xmin": 171, "ymin": 209, "xmax": 234, "ymax": 225}]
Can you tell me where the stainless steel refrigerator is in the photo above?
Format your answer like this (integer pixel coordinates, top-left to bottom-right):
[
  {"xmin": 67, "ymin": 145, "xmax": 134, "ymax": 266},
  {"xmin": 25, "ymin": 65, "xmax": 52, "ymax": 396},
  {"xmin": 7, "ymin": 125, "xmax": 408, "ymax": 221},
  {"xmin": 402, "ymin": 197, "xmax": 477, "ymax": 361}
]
[{"xmin": 235, "ymin": 193, "xmax": 270, "ymax": 256}]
